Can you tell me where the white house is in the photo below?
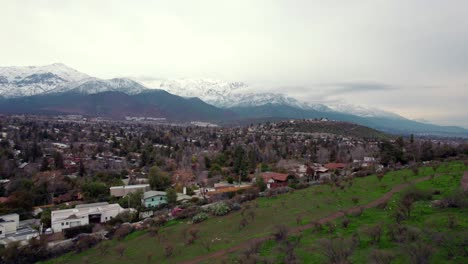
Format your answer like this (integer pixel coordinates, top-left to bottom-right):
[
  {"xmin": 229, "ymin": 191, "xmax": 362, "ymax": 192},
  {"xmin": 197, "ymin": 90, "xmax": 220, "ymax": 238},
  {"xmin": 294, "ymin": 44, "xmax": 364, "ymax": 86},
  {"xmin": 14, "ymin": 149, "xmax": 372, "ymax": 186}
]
[
  {"xmin": 0, "ymin": 214, "xmax": 19, "ymax": 238},
  {"xmin": 0, "ymin": 214, "xmax": 39, "ymax": 245},
  {"xmin": 51, "ymin": 202, "xmax": 126, "ymax": 232}
]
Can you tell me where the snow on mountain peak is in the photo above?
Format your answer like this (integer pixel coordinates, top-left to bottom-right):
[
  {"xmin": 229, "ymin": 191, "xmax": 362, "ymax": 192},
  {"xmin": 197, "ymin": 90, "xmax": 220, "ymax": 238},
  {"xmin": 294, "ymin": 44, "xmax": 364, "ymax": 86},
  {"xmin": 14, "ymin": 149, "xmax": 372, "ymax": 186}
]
[
  {"xmin": 326, "ymin": 101, "xmax": 404, "ymax": 119},
  {"xmin": 48, "ymin": 77, "xmax": 148, "ymax": 95},
  {"xmin": 0, "ymin": 63, "xmax": 90, "ymax": 97}
]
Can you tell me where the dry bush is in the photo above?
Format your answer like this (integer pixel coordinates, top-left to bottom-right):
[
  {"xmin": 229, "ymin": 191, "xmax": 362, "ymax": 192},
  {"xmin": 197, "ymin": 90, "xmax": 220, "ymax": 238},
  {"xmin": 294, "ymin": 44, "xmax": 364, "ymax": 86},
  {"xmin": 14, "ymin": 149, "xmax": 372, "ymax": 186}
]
[
  {"xmin": 114, "ymin": 224, "xmax": 133, "ymax": 240},
  {"xmin": 164, "ymin": 244, "xmax": 174, "ymax": 258},
  {"xmin": 448, "ymin": 214, "xmax": 457, "ymax": 229},
  {"xmin": 296, "ymin": 215, "xmax": 302, "ymax": 225},
  {"xmin": 273, "ymin": 225, "xmax": 289, "ymax": 242},
  {"xmin": 115, "ymin": 244, "xmax": 126, "ymax": 258},
  {"xmin": 342, "ymin": 217, "xmax": 351, "ymax": 228},
  {"xmin": 75, "ymin": 235, "xmax": 99, "ymax": 253},
  {"xmin": 311, "ymin": 221, "xmax": 323, "ymax": 232},
  {"xmin": 405, "ymin": 242, "xmax": 434, "ymax": 264},
  {"xmin": 363, "ymin": 224, "xmax": 383, "ymax": 244},
  {"xmin": 326, "ymin": 222, "xmax": 336, "ymax": 234},
  {"xmin": 369, "ymin": 249, "xmax": 395, "ymax": 264},
  {"xmin": 248, "ymin": 210, "xmax": 256, "ymax": 221},
  {"xmin": 239, "ymin": 218, "xmax": 249, "ymax": 229},
  {"xmin": 316, "ymin": 237, "xmax": 357, "ymax": 264}
]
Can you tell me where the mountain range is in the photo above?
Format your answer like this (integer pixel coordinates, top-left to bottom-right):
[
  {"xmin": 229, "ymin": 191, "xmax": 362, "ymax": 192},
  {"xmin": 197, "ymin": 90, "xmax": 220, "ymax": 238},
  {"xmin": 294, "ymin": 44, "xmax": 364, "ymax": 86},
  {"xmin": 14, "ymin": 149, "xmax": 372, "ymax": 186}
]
[{"xmin": 0, "ymin": 63, "xmax": 467, "ymax": 138}]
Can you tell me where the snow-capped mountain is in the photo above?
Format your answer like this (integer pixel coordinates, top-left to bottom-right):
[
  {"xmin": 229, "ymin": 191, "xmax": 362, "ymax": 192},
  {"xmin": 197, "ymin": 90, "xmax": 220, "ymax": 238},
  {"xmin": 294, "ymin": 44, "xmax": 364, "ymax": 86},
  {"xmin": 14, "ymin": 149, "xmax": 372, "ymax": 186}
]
[
  {"xmin": 140, "ymin": 78, "xmax": 406, "ymax": 118},
  {"xmin": 139, "ymin": 78, "xmax": 331, "ymax": 110},
  {"xmin": 326, "ymin": 102, "xmax": 405, "ymax": 119},
  {"xmin": 0, "ymin": 63, "xmax": 89, "ymax": 97},
  {"xmin": 48, "ymin": 77, "xmax": 148, "ymax": 95},
  {"xmin": 0, "ymin": 63, "xmax": 149, "ymax": 97}
]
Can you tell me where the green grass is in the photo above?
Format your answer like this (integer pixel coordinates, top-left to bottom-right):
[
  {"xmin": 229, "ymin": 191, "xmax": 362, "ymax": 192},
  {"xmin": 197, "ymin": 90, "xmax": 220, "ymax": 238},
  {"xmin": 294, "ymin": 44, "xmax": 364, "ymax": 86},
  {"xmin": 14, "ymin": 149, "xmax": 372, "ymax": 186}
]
[
  {"xmin": 235, "ymin": 161, "xmax": 468, "ymax": 264},
  {"xmin": 42, "ymin": 161, "xmax": 467, "ymax": 264}
]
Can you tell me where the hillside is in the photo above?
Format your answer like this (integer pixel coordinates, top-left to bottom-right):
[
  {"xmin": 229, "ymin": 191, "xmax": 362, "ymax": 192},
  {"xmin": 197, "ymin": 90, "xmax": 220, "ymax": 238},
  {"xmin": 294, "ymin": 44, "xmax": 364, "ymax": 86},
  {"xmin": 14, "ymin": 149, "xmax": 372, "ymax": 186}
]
[
  {"xmin": 43, "ymin": 161, "xmax": 468, "ymax": 264},
  {"xmin": 0, "ymin": 90, "xmax": 234, "ymax": 122},
  {"xmin": 0, "ymin": 63, "xmax": 467, "ymax": 137},
  {"xmin": 276, "ymin": 120, "xmax": 391, "ymax": 139}
]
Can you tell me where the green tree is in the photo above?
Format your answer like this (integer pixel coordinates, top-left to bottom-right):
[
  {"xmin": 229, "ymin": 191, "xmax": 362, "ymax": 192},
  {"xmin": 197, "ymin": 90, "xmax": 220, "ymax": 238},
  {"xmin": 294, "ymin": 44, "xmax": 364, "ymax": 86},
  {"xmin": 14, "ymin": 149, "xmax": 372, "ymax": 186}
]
[
  {"xmin": 40, "ymin": 209, "xmax": 51, "ymax": 228},
  {"xmin": 78, "ymin": 161, "xmax": 86, "ymax": 176},
  {"xmin": 120, "ymin": 190, "xmax": 143, "ymax": 209},
  {"xmin": 233, "ymin": 146, "xmax": 248, "ymax": 182},
  {"xmin": 40, "ymin": 158, "xmax": 49, "ymax": 171},
  {"xmin": 255, "ymin": 176, "xmax": 267, "ymax": 192},
  {"xmin": 53, "ymin": 152, "xmax": 64, "ymax": 169},
  {"xmin": 166, "ymin": 188, "xmax": 177, "ymax": 205},
  {"xmin": 81, "ymin": 181, "xmax": 108, "ymax": 200},
  {"xmin": 148, "ymin": 166, "xmax": 171, "ymax": 190}
]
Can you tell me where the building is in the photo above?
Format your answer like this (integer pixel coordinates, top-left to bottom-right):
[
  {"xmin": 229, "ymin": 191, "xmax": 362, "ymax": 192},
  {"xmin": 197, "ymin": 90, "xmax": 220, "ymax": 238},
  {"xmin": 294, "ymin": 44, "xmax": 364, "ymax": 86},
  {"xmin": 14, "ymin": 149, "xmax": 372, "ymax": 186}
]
[
  {"xmin": 261, "ymin": 172, "xmax": 292, "ymax": 189},
  {"xmin": 51, "ymin": 202, "xmax": 126, "ymax": 232},
  {"xmin": 142, "ymin": 191, "xmax": 167, "ymax": 208},
  {"xmin": 324, "ymin": 163, "xmax": 346, "ymax": 170},
  {"xmin": 110, "ymin": 184, "xmax": 150, "ymax": 197},
  {"xmin": 0, "ymin": 214, "xmax": 39, "ymax": 245},
  {"xmin": 0, "ymin": 214, "xmax": 19, "ymax": 238},
  {"xmin": 142, "ymin": 191, "xmax": 192, "ymax": 208}
]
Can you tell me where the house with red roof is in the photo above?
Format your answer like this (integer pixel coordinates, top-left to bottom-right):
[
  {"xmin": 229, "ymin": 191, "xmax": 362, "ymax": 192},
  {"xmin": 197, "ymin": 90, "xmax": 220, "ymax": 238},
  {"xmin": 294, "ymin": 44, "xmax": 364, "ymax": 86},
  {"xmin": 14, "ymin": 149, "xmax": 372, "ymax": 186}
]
[
  {"xmin": 261, "ymin": 172, "xmax": 293, "ymax": 189},
  {"xmin": 324, "ymin": 163, "xmax": 346, "ymax": 170}
]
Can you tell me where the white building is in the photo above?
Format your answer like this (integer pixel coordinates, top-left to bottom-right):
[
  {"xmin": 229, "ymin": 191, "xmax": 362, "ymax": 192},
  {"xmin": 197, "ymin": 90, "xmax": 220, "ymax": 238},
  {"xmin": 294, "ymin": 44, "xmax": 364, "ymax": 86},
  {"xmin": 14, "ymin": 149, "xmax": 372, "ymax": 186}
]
[
  {"xmin": 0, "ymin": 214, "xmax": 19, "ymax": 238},
  {"xmin": 51, "ymin": 202, "xmax": 126, "ymax": 232},
  {"xmin": 0, "ymin": 214, "xmax": 39, "ymax": 245},
  {"xmin": 110, "ymin": 184, "xmax": 150, "ymax": 197}
]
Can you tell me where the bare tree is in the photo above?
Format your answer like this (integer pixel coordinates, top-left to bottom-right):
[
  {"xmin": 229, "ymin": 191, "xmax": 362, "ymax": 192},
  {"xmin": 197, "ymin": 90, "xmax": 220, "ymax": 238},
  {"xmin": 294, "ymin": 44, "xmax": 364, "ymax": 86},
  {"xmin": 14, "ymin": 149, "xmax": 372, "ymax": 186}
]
[
  {"xmin": 316, "ymin": 237, "xmax": 356, "ymax": 264},
  {"xmin": 369, "ymin": 249, "xmax": 394, "ymax": 264},
  {"xmin": 115, "ymin": 244, "xmax": 126, "ymax": 258}
]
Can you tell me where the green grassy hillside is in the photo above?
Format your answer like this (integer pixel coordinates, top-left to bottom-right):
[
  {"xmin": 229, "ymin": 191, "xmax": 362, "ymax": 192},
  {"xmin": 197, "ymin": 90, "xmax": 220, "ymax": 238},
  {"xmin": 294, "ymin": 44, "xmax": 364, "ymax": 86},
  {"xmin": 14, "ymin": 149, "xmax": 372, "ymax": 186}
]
[{"xmin": 43, "ymin": 161, "xmax": 467, "ymax": 264}]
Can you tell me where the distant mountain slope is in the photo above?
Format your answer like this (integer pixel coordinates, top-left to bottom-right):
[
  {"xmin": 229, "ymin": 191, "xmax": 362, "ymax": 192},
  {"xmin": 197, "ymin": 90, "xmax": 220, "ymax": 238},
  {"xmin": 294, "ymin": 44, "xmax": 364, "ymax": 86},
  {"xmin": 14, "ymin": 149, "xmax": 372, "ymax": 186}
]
[
  {"xmin": 0, "ymin": 63, "xmax": 89, "ymax": 97},
  {"xmin": 49, "ymin": 77, "xmax": 148, "ymax": 95},
  {"xmin": 0, "ymin": 64, "xmax": 466, "ymax": 137},
  {"xmin": 277, "ymin": 120, "xmax": 391, "ymax": 139},
  {"xmin": 0, "ymin": 90, "xmax": 233, "ymax": 121},
  {"xmin": 229, "ymin": 104, "xmax": 468, "ymax": 138}
]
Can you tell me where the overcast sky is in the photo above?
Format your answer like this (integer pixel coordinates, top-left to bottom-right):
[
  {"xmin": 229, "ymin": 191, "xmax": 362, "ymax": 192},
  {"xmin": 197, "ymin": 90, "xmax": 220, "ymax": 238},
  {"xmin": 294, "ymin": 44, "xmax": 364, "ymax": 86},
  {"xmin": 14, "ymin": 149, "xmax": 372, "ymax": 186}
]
[{"xmin": 1, "ymin": 0, "xmax": 467, "ymax": 127}]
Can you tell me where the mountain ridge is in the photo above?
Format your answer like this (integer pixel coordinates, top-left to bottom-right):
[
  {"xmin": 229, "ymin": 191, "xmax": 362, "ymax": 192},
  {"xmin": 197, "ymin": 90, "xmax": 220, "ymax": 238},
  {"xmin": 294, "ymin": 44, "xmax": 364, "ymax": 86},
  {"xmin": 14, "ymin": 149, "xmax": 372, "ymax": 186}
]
[{"xmin": 0, "ymin": 63, "xmax": 466, "ymax": 137}]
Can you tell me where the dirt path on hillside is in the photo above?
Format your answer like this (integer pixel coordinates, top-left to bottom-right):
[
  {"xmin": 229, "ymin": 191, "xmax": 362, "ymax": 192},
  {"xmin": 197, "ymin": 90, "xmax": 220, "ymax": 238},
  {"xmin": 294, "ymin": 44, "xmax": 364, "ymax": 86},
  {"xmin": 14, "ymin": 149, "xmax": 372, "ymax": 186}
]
[
  {"xmin": 181, "ymin": 175, "xmax": 437, "ymax": 264},
  {"xmin": 462, "ymin": 171, "xmax": 468, "ymax": 191}
]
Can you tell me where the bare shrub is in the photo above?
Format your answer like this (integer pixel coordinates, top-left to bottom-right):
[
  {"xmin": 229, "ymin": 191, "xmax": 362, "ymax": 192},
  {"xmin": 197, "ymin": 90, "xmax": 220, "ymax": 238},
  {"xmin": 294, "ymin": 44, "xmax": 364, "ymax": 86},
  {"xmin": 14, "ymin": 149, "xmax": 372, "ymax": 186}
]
[
  {"xmin": 369, "ymin": 249, "xmax": 395, "ymax": 264},
  {"xmin": 239, "ymin": 218, "xmax": 249, "ymax": 229},
  {"xmin": 448, "ymin": 214, "xmax": 457, "ymax": 229},
  {"xmin": 115, "ymin": 244, "xmax": 126, "ymax": 258},
  {"xmin": 164, "ymin": 244, "xmax": 174, "ymax": 258},
  {"xmin": 326, "ymin": 222, "xmax": 336, "ymax": 234},
  {"xmin": 146, "ymin": 253, "xmax": 153, "ymax": 263},
  {"xmin": 75, "ymin": 235, "xmax": 99, "ymax": 253},
  {"xmin": 377, "ymin": 173, "xmax": 384, "ymax": 182},
  {"xmin": 201, "ymin": 238, "xmax": 212, "ymax": 252},
  {"xmin": 114, "ymin": 224, "xmax": 133, "ymax": 240},
  {"xmin": 342, "ymin": 217, "xmax": 350, "ymax": 228},
  {"xmin": 311, "ymin": 221, "xmax": 323, "ymax": 232},
  {"xmin": 351, "ymin": 197, "xmax": 359, "ymax": 205},
  {"xmin": 296, "ymin": 215, "xmax": 302, "ymax": 225},
  {"xmin": 316, "ymin": 237, "xmax": 356, "ymax": 264},
  {"xmin": 97, "ymin": 243, "xmax": 110, "ymax": 256},
  {"xmin": 376, "ymin": 201, "xmax": 388, "ymax": 209},
  {"xmin": 273, "ymin": 225, "xmax": 289, "ymax": 242},
  {"xmin": 363, "ymin": 224, "xmax": 383, "ymax": 244},
  {"xmin": 351, "ymin": 206, "xmax": 364, "ymax": 217},
  {"xmin": 248, "ymin": 211, "xmax": 256, "ymax": 221},
  {"xmin": 405, "ymin": 242, "xmax": 434, "ymax": 264}
]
